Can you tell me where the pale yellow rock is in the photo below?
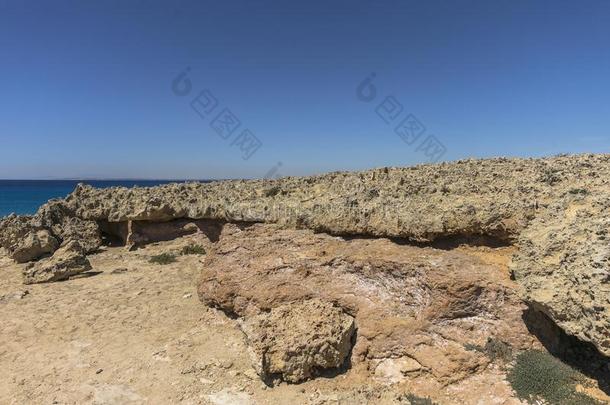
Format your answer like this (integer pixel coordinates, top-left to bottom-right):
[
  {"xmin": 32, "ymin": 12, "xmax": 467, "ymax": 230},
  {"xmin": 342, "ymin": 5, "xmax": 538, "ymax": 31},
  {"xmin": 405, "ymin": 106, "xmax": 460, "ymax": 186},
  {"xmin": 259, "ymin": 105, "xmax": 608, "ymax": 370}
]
[
  {"xmin": 241, "ymin": 299, "xmax": 355, "ymax": 384},
  {"xmin": 11, "ymin": 229, "xmax": 58, "ymax": 263},
  {"xmin": 23, "ymin": 240, "xmax": 92, "ymax": 284}
]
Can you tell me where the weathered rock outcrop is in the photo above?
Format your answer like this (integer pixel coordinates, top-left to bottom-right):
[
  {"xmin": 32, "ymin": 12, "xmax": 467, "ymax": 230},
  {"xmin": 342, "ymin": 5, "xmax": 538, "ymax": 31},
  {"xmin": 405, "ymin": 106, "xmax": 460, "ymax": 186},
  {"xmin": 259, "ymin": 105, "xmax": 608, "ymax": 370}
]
[
  {"xmin": 33, "ymin": 201, "xmax": 102, "ymax": 254},
  {"xmin": 11, "ymin": 229, "xmax": 59, "ymax": 263},
  {"xmin": 23, "ymin": 240, "xmax": 92, "ymax": 284},
  {"xmin": 2, "ymin": 154, "xmax": 610, "ymax": 358},
  {"xmin": 0, "ymin": 214, "xmax": 37, "ymax": 257},
  {"xmin": 511, "ymin": 192, "xmax": 610, "ymax": 357},
  {"xmin": 0, "ymin": 200, "xmax": 101, "ymax": 262},
  {"xmin": 3, "ymin": 154, "xmax": 609, "ymax": 252},
  {"xmin": 62, "ymin": 156, "xmax": 552, "ymax": 240},
  {"xmin": 198, "ymin": 223, "xmax": 534, "ymax": 384}
]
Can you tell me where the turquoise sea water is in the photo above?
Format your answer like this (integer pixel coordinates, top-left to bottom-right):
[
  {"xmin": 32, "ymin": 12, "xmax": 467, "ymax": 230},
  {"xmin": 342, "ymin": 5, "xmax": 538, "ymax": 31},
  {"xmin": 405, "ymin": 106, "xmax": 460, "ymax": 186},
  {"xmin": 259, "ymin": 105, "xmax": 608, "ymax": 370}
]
[{"xmin": 0, "ymin": 180, "xmax": 203, "ymax": 218}]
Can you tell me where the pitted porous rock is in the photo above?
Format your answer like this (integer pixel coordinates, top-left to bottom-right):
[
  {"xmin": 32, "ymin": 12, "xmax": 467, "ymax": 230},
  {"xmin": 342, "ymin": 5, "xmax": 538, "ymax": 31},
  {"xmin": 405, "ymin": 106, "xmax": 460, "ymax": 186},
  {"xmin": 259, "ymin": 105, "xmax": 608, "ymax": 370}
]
[
  {"xmin": 0, "ymin": 200, "xmax": 101, "ymax": 262},
  {"xmin": 11, "ymin": 229, "xmax": 59, "ymax": 263},
  {"xmin": 241, "ymin": 299, "xmax": 355, "ymax": 384},
  {"xmin": 511, "ymin": 192, "xmax": 610, "ymax": 357},
  {"xmin": 3, "ymin": 154, "xmax": 610, "ymax": 359},
  {"xmin": 23, "ymin": 240, "xmax": 92, "ymax": 284}
]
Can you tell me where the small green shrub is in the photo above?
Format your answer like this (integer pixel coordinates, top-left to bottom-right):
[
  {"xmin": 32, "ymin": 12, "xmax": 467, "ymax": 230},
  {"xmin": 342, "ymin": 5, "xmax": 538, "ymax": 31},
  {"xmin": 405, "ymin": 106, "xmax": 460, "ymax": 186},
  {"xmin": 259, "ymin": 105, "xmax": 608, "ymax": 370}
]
[
  {"xmin": 149, "ymin": 253, "xmax": 177, "ymax": 265},
  {"xmin": 465, "ymin": 337, "xmax": 513, "ymax": 363},
  {"xmin": 568, "ymin": 188, "xmax": 589, "ymax": 195},
  {"xmin": 402, "ymin": 393, "xmax": 438, "ymax": 405},
  {"xmin": 464, "ymin": 343, "xmax": 481, "ymax": 352},
  {"xmin": 507, "ymin": 350, "xmax": 600, "ymax": 404},
  {"xmin": 181, "ymin": 244, "xmax": 206, "ymax": 255},
  {"xmin": 539, "ymin": 168, "xmax": 562, "ymax": 185}
]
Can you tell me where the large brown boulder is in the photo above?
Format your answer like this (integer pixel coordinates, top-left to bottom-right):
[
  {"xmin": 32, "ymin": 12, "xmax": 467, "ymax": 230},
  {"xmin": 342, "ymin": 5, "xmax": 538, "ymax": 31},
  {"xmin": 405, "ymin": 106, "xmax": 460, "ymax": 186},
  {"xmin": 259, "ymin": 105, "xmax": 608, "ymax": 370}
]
[{"xmin": 198, "ymin": 223, "xmax": 534, "ymax": 384}]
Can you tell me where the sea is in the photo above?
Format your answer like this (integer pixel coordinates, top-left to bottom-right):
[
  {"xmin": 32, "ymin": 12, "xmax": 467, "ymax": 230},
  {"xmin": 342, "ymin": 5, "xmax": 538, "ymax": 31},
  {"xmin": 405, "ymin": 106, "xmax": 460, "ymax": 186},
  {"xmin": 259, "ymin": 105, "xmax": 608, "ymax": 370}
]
[{"xmin": 0, "ymin": 180, "xmax": 205, "ymax": 218}]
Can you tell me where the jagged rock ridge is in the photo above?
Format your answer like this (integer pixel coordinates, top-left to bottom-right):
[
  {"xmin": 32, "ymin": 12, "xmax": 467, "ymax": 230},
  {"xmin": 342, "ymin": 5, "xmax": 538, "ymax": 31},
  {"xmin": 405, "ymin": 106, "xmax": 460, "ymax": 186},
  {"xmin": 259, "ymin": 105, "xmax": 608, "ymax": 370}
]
[{"xmin": 1, "ymin": 154, "xmax": 610, "ymax": 359}]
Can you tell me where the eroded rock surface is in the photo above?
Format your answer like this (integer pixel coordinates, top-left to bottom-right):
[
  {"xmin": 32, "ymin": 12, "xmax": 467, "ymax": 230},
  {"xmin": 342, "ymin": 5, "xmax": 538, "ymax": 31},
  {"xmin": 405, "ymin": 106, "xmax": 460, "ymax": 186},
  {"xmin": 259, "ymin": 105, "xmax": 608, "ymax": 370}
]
[
  {"xmin": 511, "ymin": 192, "xmax": 610, "ymax": 357},
  {"xmin": 23, "ymin": 240, "xmax": 92, "ymax": 284},
  {"xmin": 31, "ymin": 201, "xmax": 102, "ymax": 254},
  {"xmin": 198, "ymin": 223, "xmax": 535, "ymax": 384},
  {"xmin": 62, "ymin": 156, "xmax": 554, "ymax": 240},
  {"xmin": 2, "ymin": 154, "xmax": 610, "ymax": 360},
  {"xmin": 241, "ymin": 299, "xmax": 355, "ymax": 384},
  {"xmin": 3, "ymin": 155, "xmax": 609, "ymax": 250},
  {"xmin": 11, "ymin": 229, "xmax": 59, "ymax": 263},
  {"xmin": 0, "ymin": 200, "xmax": 101, "ymax": 262}
]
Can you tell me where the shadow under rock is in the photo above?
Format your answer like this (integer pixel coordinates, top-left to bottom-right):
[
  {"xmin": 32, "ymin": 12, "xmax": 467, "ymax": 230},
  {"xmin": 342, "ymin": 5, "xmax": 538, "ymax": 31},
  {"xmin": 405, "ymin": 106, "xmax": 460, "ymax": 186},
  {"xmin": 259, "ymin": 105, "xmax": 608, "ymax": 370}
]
[
  {"xmin": 522, "ymin": 307, "xmax": 610, "ymax": 394},
  {"xmin": 68, "ymin": 270, "xmax": 103, "ymax": 280},
  {"xmin": 315, "ymin": 327, "xmax": 357, "ymax": 380},
  {"xmin": 339, "ymin": 233, "xmax": 512, "ymax": 250}
]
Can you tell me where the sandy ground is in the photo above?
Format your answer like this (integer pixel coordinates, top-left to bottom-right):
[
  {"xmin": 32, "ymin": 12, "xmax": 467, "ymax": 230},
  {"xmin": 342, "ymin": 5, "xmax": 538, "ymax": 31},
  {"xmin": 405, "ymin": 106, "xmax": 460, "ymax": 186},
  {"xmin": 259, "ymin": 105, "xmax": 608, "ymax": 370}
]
[{"xmin": 0, "ymin": 235, "xmax": 532, "ymax": 405}]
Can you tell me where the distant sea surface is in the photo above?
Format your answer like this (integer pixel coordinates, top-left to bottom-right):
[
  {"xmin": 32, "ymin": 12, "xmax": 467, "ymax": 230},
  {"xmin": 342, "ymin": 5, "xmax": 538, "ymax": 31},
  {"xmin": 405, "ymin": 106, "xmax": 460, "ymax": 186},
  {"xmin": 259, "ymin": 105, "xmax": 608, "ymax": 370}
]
[{"xmin": 0, "ymin": 180, "xmax": 206, "ymax": 218}]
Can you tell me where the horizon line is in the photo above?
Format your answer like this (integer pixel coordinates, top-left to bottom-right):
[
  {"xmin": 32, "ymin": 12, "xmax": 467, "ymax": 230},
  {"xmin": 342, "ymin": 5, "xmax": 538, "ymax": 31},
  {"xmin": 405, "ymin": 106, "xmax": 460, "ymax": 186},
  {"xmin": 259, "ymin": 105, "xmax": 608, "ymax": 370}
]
[{"xmin": 0, "ymin": 178, "xmax": 225, "ymax": 182}]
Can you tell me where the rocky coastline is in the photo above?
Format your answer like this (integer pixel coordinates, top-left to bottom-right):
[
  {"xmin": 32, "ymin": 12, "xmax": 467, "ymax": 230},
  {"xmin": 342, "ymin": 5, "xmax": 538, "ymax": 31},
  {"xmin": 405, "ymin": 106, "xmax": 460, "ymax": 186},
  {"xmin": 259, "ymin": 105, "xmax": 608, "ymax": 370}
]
[{"xmin": 2, "ymin": 154, "xmax": 610, "ymax": 404}]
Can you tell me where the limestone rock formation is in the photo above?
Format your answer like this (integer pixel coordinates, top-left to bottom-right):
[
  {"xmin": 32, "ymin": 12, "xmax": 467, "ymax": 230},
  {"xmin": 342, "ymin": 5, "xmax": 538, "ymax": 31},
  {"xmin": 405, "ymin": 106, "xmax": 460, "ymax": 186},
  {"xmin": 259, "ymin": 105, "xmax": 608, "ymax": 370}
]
[
  {"xmin": 241, "ymin": 299, "xmax": 355, "ymax": 384},
  {"xmin": 0, "ymin": 200, "xmax": 101, "ymax": 262},
  {"xmin": 4, "ymin": 154, "xmax": 609, "ymax": 253},
  {"xmin": 63, "ymin": 156, "xmax": 551, "ymax": 241},
  {"xmin": 511, "ymin": 192, "xmax": 610, "ymax": 357},
  {"xmin": 2, "ymin": 154, "xmax": 610, "ymax": 360},
  {"xmin": 23, "ymin": 240, "xmax": 92, "ymax": 284},
  {"xmin": 373, "ymin": 357, "xmax": 423, "ymax": 384},
  {"xmin": 31, "ymin": 200, "xmax": 102, "ymax": 254},
  {"xmin": 11, "ymin": 229, "xmax": 59, "ymax": 263},
  {"xmin": 0, "ymin": 214, "xmax": 37, "ymax": 257},
  {"xmin": 198, "ymin": 223, "xmax": 534, "ymax": 384}
]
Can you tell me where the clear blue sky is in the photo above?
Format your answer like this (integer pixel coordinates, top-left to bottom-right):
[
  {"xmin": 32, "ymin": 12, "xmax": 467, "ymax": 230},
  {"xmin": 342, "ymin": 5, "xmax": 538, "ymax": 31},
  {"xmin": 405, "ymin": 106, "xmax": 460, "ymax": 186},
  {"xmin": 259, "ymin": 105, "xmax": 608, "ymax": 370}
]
[{"xmin": 1, "ymin": 0, "xmax": 609, "ymax": 179}]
